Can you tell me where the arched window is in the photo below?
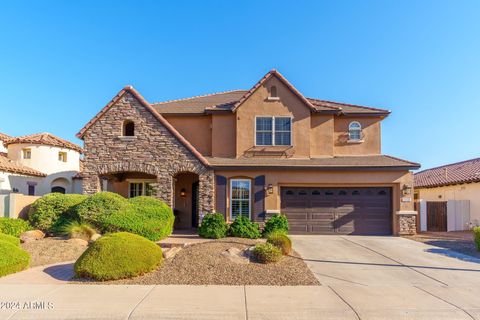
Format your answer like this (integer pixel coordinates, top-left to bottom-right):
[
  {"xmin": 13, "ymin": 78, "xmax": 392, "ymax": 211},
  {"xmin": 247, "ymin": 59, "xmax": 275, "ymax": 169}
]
[
  {"xmin": 123, "ymin": 120, "xmax": 135, "ymax": 136},
  {"xmin": 348, "ymin": 121, "xmax": 362, "ymax": 141},
  {"xmin": 51, "ymin": 186, "xmax": 66, "ymax": 194},
  {"xmin": 270, "ymin": 86, "xmax": 278, "ymax": 97}
]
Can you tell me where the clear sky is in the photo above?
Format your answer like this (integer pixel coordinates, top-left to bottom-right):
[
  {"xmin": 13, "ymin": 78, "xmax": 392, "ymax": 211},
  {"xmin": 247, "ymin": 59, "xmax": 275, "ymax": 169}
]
[{"xmin": 1, "ymin": 1, "xmax": 479, "ymax": 171}]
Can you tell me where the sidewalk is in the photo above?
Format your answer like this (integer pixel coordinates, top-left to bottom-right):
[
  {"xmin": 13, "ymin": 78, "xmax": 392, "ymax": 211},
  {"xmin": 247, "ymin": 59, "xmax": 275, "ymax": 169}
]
[{"xmin": 1, "ymin": 284, "xmax": 479, "ymax": 320}]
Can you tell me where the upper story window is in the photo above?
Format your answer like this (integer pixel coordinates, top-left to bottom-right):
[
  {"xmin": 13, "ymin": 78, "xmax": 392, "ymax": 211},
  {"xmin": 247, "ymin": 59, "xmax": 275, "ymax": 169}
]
[
  {"xmin": 270, "ymin": 86, "xmax": 278, "ymax": 97},
  {"xmin": 255, "ymin": 117, "xmax": 292, "ymax": 146},
  {"xmin": 123, "ymin": 120, "xmax": 135, "ymax": 136},
  {"xmin": 22, "ymin": 148, "xmax": 31, "ymax": 159},
  {"xmin": 348, "ymin": 121, "xmax": 362, "ymax": 141},
  {"xmin": 58, "ymin": 151, "xmax": 67, "ymax": 162}
]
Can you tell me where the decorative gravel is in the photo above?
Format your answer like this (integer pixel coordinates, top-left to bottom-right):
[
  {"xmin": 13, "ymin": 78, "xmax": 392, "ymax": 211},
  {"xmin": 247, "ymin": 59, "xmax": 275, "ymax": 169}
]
[
  {"xmin": 105, "ymin": 238, "xmax": 320, "ymax": 286},
  {"xmin": 21, "ymin": 237, "xmax": 87, "ymax": 267}
]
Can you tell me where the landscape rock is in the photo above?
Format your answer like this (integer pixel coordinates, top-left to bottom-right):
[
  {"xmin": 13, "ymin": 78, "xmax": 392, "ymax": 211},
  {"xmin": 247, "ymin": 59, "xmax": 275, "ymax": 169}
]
[
  {"xmin": 66, "ymin": 238, "xmax": 89, "ymax": 246},
  {"xmin": 163, "ymin": 246, "xmax": 182, "ymax": 259},
  {"xmin": 20, "ymin": 230, "xmax": 45, "ymax": 243},
  {"xmin": 89, "ymin": 233, "xmax": 102, "ymax": 242},
  {"xmin": 221, "ymin": 247, "xmax": 250, "ymax": 264}
]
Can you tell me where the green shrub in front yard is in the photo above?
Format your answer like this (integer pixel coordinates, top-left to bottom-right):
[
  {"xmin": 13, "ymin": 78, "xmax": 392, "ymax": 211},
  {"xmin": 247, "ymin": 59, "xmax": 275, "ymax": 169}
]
[
  {"xmin": 0, "ymin": 218, "xmax": 32, "ymax": 237},
  {"xmin": 229, "ymin": 216, "xmax": 261, "ymax": 239},
  {"xmin": 61, "ymin": 221, "xmax": 97, "ymax": 241},
  {"xmin": 28, "ymin": 193, "xmax": 87, "ymax": 231},
  {"xmin": 0, "ymin": 241, "xmax": 30, "ymax": 277},
  {"xmin": 76, "ymin": 192, "xmax": 129, "ymax": 227},
  {"xmin": 0, "ymin": 233, "xmax": 20, "ymax": 246},
  {"xmin": 127, "ymin": 197, "xmax": 174, "ymax": 240},
  {"xmin": 266, "ymin": 232, "xmax": 292, "ymax": 255},
  {"xmin": 474, "ymin": 227, "xmax": 480, "ymax": 251},
  {"xmin": 74, "ymin": 232, "xmax": 163, "ymax": 281},
  {"xmin": 262, "ymin": 214, "xmax": 289, "ymax": 237},
  {"xmin": 252, "ymin": 243, "xmax": 283, "ymax": 264},
  {"xmin": 198, "ymin": 213, "xmax": 228, "ymax": 239}
]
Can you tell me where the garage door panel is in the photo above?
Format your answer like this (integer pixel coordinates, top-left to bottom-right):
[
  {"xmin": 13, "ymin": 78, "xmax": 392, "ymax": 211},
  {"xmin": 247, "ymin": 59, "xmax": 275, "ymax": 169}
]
[{"xmin": 281, "ymin": 187, "xmax": 392, "ymax": 235}]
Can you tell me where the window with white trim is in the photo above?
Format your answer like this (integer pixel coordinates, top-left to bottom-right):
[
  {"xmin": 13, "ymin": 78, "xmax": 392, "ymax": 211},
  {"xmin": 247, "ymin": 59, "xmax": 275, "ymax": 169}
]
[
  {"xmin": 129, "ymin": 182, "xmax": 154, "ymax": 198},
  {"xmin": 230, "ymin": 179, "xmax": 251, "ymax": 220},
  {"xmin": 22, "ymin": 148, "xmax": 31, "ymax": 159},
  {"xmin": 348, "ymin": 121, "xmax": 362, "ymax": 141},
  {"xmin": 255, "ymin": 117, "xmax": 291, "ymax": 146}
]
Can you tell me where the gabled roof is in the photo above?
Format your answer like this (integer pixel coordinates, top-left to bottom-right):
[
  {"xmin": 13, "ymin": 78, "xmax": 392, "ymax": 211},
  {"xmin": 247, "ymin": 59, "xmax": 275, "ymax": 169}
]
[
  {"xmin": 4, "ymin": 133, "xmax": 83, "ymax": 153},
  {"xmin": 0, "ymin": 132, "xmax": 12, "ymax": 141},
  {"xmin": 231, "ymin": 69, "xmax": 317, "ymax": 112},
  {"xmin": 76, "ymin": 86, "xmax": 209, "ymax": 167},
  {"xmin": 205, "ymin": 155, "xmax": 420, "ymax": 170},
  {"xmin": 0, "ymin": 154, "xmax": 46, "ymax": 177},
  {"xmin": 414, "ymin": 157, "xmax": 480, "ymax": 188}
]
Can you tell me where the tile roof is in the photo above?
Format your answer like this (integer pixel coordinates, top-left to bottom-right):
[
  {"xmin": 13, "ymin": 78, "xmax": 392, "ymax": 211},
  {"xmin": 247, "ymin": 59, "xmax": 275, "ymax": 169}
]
[
  {"xmin": 414, "ymin": 158, "xmax": 480, "ymax": 188},
  {"xmin": 205, "ymin": 155, "xmax": 420, "ymax": 169},
  {"xmin": 0, "ymin": 154, "xmax": 46, "ymax": 177},
  {"xmin": 4, "ymin": 133, "xmax": 83, "ymax": 153},
  {"xmin": 0, "ymin": 132, "xmax": 12, "ymax": 141}
]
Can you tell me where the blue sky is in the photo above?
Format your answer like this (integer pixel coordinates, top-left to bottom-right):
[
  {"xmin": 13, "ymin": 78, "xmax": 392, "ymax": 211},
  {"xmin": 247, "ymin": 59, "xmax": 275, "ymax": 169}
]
[{"xmin": 1, "ymin": 1, "xmax": 479, "ymax": 170}]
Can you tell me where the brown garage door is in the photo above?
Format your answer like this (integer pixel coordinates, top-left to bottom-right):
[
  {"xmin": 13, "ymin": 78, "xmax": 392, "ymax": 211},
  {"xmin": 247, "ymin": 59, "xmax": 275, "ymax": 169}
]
[{"xmin": 280, "ymin": 187, "xmax": 392, "ymax": 235}]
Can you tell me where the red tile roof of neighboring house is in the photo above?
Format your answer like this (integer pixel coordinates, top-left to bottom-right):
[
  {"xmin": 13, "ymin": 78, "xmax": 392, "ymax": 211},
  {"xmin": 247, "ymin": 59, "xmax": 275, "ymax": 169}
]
[
  {"xmin": 414, "ymin": 158, "xmax": 480, "ymax": 188},
  {"xmin": 4, "ymin": 133, "xmax": 83, "ymax": 153},
  {"xmin": 0, "ymin": 154, "xmax": 46, "ymax": 177},
  {"xmin": 0, "ymin": 132, "xmax": 12, "ymax": 141},
  {"xmin": 206, "ymin": 155, "xmax": 420, "ymax": 170},
  {"xmin": 76, "ymin": 86, "xmax": 210, "ymax": 167}
]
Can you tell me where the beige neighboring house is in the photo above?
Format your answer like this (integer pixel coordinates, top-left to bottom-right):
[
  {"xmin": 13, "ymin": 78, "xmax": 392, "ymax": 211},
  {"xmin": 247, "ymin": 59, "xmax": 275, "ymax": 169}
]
[
  {"xmin": 414, "ymin": 158, "xmax": 480, "ymax": 227},
  {"xmin": 0, "ymin": 132, "xmax": 83, "ymax": 196}
]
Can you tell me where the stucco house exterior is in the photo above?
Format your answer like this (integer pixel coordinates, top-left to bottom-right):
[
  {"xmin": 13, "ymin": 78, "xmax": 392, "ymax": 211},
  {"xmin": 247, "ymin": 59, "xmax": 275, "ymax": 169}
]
[
  {"xmin": 0, "ymin": 132, "xmax": 82, "ymax": 195},
  {"xmin": 77, "ymin": 69, "xmax": 420, "ymax": 235},
  {"xmin": 414, "ymin": 157, "xmax": 480, "ymax": 227}
]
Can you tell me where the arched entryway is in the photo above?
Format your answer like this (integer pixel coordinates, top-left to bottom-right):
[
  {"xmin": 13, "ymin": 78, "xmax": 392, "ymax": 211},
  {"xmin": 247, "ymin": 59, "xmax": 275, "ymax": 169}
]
[
  {"xmin": 51, "ymin": 177, "xmax": 70, "ymax": 194},
  {"xmin": 173, "ymin": 172, "xmax": 199, "ymax": 229}
]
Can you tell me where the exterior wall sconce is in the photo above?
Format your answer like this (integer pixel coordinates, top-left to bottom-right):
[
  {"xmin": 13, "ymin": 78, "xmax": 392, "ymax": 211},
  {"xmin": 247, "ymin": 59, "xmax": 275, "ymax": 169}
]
[
  {"xmin": 180, "ymin": 188, "xmax": 187, "ymax": 197},
  {"xmin": 402, "ymin": 184, "xmax": 412, "ymax": 196},
  {"xmin": 267, "ymin": 184, "xmax": 274, "ymax": 195}
]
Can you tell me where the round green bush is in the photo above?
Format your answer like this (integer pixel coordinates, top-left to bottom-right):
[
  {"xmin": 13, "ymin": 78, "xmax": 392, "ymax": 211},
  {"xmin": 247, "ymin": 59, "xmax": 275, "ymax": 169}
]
[
  {"xmin": 0, "ymin": 241, "xmax": 30, "ymax": 277},
  {"xmin": 76, "ymin": 192, "xmax": 129, "ymax": 226},
  {"xmin": 262, "ymin": 214, "xmax": 289, "ymax": 237},
  {"xmin": 28, "ymin": 193, "xmax": 87, "ymax": 231},
  {"xmin": 229, "ymin": 216, "xmax": 261, "ymax": 239},
  {"xmin": 0, "ymin": 233, "xmax": 20, "ymax": 246},
  {"xmin": 0, "ymin": 218, "xmax": 32, "ymax": 237},
  {"xmin": 252, "ymin": 243, "xmax": 283, "ymax": 264},
  {"xmin": 474, "ymin": 227, "xmax": 480, "ymax": 251},
  {"xmin": 100, "ymin": 197, "xmax": 174, "ymax": 241},
  {"xmin": 198, "ymin": 213, "xmax": 228, "ymax": 239},
  {"xmin": 74, "ymin": 232, "xmax": 163, "ymax": 281},
  {"xmin": 267, "ymin": 232, "xmax": 292, "ymax": 255}
]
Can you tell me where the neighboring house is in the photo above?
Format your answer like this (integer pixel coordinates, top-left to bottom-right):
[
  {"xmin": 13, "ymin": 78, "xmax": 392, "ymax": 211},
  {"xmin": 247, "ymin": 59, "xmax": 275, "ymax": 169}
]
[
  {"xmin": 0, "ymin": 132, "xmax": 82, "ymax": 195},
  {"xmin": 414, "ymin": 158, "xmax": 480, "ymax": 226},
  {"xmin": 77, "ymin": 69, "xmax": 420, "ymax": 235}
]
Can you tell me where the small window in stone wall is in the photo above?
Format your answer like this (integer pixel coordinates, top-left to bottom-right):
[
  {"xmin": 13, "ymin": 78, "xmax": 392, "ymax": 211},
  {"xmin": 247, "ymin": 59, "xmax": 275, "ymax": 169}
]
[{"xmin": 123, "ymin": 120, "xmax": 135, "ymax": 136}]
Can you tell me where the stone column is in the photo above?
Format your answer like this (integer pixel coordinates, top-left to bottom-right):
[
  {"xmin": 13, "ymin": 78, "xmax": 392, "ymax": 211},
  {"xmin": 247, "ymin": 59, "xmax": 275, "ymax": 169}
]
[
  {"xmin": 198, "ymin": 170, "xmax": 215, "ymax": 216},
  {"xmin": 82, "ymin": 173, "xmax": 101, "ymax": 195},
  {"xmin": 154, "ymin": 175, "xmax": 173, "ymax": 207},
  {"xmin": 396, "ymin": 211, "xmax": 417, "ymax": 235}
]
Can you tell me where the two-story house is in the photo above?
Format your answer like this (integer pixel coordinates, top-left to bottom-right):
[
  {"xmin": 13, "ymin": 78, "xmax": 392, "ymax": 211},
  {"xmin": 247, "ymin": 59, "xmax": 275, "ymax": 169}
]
[{"xmin": 77, "ymin": 70, "xmax": 420, "ymax": 235}]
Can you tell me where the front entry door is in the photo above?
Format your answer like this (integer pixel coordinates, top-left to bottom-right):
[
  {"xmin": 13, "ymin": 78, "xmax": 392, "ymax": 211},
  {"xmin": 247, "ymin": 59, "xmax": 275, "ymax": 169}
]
[{"xmin": 191, "ymin": 181, "xmax": 199, "ymax": 228}]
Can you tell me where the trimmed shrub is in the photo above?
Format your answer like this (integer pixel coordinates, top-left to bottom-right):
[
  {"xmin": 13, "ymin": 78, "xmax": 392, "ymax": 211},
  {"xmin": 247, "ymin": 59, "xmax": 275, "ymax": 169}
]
[
  {"xmin": 61, "ymin": 221, "xmax": 97, "ymax": 241},
  {"xmin": 267, "ymin": 232, "xmax": 292, "ymax": 255},
  {"xmin": 198, "ymin": 213, "xmax": 228, "ymax": 239},
  {"xmin": 0, "ymin": 233, "xmax": 20, "ymax": 246},
  {"xmin": 252, "ymin": 243, "xmax": 283, "ymax": 264},
  {"xmin": 474, "ymin": 227, "xmax": 480, "ymax": 251},
  {"xmin": 0, "ymin": 218, "xmax": 32, "ymax": 237},
  {"xmin": 262, "ymin": 214, "xmax": 289, "ymax": 237},
  {"xmin": 229, "ymin": 216, "xmax": 261, "ymax": 239},
  {"xmin": 0, "ymin": 241, "xmax": 30, "ymax": 277},
  {"xmin": 127, "ymin": 197, "xmax": 174, "ymax": 240},
  {"xmin": 28, "ymin": 193, "xmax": 87, "ymax": 231},
  {"xmin": 76, "ymin": 192, "xmax": 129, "ymax": 226},
  {"xmin": 74, "ymin": 232, "xmax": 163, "ymax": 281}
]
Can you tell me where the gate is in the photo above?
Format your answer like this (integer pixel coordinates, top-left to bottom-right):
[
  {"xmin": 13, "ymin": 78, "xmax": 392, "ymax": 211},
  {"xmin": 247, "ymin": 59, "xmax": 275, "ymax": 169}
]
[{"xmin": 426, "ymin": 201, "xmax": 447, "ymax": 231}]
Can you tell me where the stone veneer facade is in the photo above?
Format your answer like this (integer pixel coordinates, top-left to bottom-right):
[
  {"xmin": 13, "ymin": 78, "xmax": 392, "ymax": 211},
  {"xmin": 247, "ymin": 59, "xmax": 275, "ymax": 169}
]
[{"xmin": 81, "ymin": 92, "xmax": 215, "ymax": 214}]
